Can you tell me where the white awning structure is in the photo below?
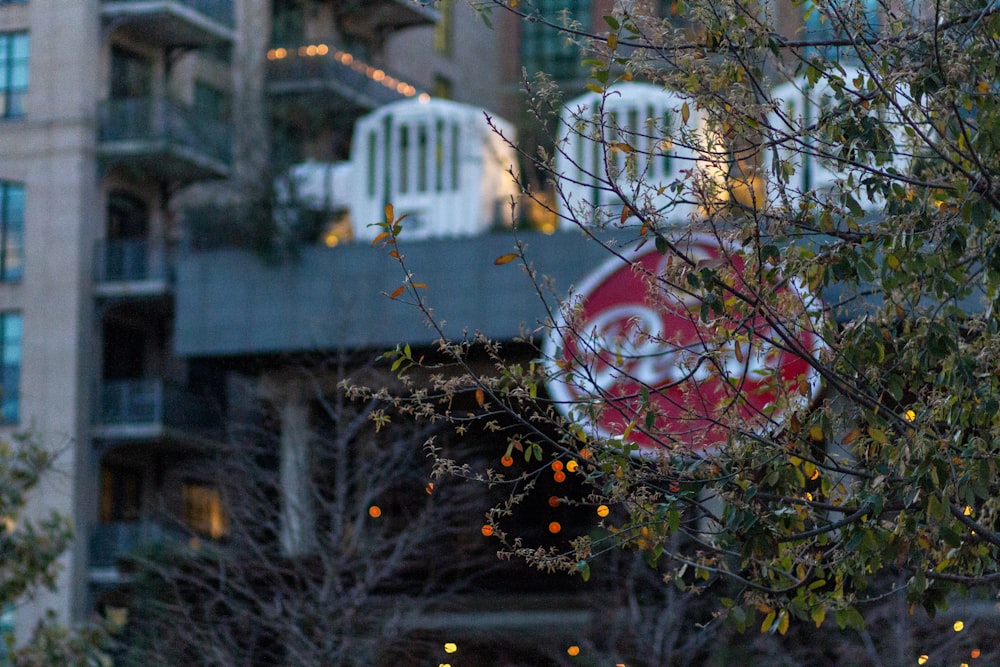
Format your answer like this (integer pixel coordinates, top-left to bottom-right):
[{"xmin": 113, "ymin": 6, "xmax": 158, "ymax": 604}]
[
  {"xmin": 764, "ymin": 68, "xmax": 910, "ymax": 208},
  {"xmin": 350, "ymin": 98, "xmax": 520, "ymax": 241},
  {"xmin": 555, "ymin": 82, "xmax": 714, "ymax": 229}
]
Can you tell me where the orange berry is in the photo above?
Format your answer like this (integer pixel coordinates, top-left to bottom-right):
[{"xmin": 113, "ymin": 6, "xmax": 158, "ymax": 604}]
[
  {"xmin": 553, "ymin": 471, "xmax": 566, "ymax": 483},
  {"xmin": 549, "ymin": 521, "xmax": 561, "ymax": 533},
  {"xmin": 548, "ymin": 495, "xmax": 560, "ymax": 508},
  {"xmin": 481, "ymin": 524, "xmax": 494, "ymax": 537},
  {"xmin": 566, "ymin": 460, "xmax": 579, "ymax": 472},
  {"xmin": 552, "ymin": 460, "xmax": 564, "ymax": 472},
  {"xmin": 597, "ymin": 504, "xmax": 610, "ymax": 517},
  {"xmin": 368, "ymin": 505, "xmax": 382, "ymax": 518},
  {"xmin": 501, "ymin": 455, "xmax": 514, "ymax": 467},
  {"xmin": 567, "ymin": 645, "xmax": 580, "ymax": 656}
]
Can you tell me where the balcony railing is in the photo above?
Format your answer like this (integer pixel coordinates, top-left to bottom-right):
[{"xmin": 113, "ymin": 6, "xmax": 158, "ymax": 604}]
[
  {"xmin": 90, "ymin": 521, "xmax": 187, "ymax": 568},
  {"xmin": 94, "ymin": 239, "xmax": 172, "ymax": 290},
  {"xmin": 98, "ymin": 97, "xmax": 231, "ymax": 182},
  {"xmin": 95, "ymin": 378, "xmax": 220, "ymax": 439},
  {"xmin": 267, "ymin": 49, "xmax": 418, "ymax": 110},
  {"xmin": 101, "ymin": 0, "xmax": 234, "ymax": 47}
]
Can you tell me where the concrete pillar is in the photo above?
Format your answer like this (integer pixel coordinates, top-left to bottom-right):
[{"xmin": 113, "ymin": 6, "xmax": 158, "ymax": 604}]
[{"xmin": 275, "ymin": 382, "xmax": 316, "ymax": 557}]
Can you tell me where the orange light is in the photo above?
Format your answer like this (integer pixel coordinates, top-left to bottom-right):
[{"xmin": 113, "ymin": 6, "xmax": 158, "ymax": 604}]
[
  {"xmin": 548, "ymin": 496, "xmax": 560, "ymax": 508},
  {"xmin": 316, "ymin": 44, "xmax": 328, "ymax": 55},
  {"xmin": 501, "ymin": 455, "xmax": 514, "ymax": 467},
  {"xmin": 373, "ymin": 69, "xmax": 385, "ymax": 81},
  {"xmin": 552, "ymin": 460, "xmax": 564, "ymax": 472},
  {"xmin": 567, "ymin": 645, "xmax": 580, "ymax": 656},
  {"xmin": 553, "ymin": 471, "xmax": 566, "ymax": 483},
  {"xmin": 368, "ymin": 505, "xmax": 381, "ymax": 518},
  {"xmin": 597, "ymin": 504, "xmax": 610, "ymax": 517},
  {"xmin": 549, "ymin": 521, "xmax": 561, "ymax": 534},
  {"xmin": 481, "ymin": 524, "xmax": 494, "ymax": 537}
]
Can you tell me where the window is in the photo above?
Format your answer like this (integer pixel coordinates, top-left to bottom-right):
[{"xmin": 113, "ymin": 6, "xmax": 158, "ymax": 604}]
[
  {"xmin": 100, "ymin": 466, "xmax": 143, "ymax": 523},
  {"xmin": 0, "ymin": 313, "xmax": 19, "ymax": 423},
  {"xmin": 433, "ymin": 74, "xmax": 453, "ymax": 100},
  {"xmin": 520, "ymin": 0, "xmax": 592, "ymax": 81},
  {"xmin": 804, "ymin": 0, "xmax": 880, "ymax": 62},
  {"xmin": 0, "ymin": 183, "xmax": 23, "ymax": 282},
  {"xmin": 0, "ymin": 32, "xmax": 28, "ymax": 118},
  {"xmin": 0, "ymin": 605, "xmax": 12, "ymax": 664},
  {"xmin": 110, "ymin": 45, "xmax": 152, "ymax": 99},
  {"xmin": 434, "ymin": 0, "xmax": 454, "ymax": 56},
  {"xmin": 183, "ymin": 482, "xmax": 228, "ymax": 539},
  {"xmin": 194, "ymin": 82, "xmax": 231, "ymax": 124}
]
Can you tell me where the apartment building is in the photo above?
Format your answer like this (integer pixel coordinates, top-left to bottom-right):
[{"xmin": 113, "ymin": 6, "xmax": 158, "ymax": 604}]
[{"xmin": 0, "ymin": 0, "xmax": 520, "ymax": 645}]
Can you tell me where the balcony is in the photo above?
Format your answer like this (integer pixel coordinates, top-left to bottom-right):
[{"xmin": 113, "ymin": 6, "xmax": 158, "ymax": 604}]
[
  {"xmin": 267, "ymin": 46, "xmax": 422, "ymax": 111},
  {"xmin": 98, "ymin": 97, "xmax": 231, "ymax": 184},
  {"xmin": 335, "ymin": 0, "xmax": 438, "ymax": 42},
  {"xmin": 94, "ymin": 378, "xmax": 221, "ymax": 442},
  {"xmin": 94, "ymin": 239, "xmax": 172, "ymax": 298},
  {"xmin": 101, "ymin": 0, "xmax": 234, "ymax": 48},
  {"xmin": 89, "ymin": 521, "xmax": 188, "ymax": 571}
]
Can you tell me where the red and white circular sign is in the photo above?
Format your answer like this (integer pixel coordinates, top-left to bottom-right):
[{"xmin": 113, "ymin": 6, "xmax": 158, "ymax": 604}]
[{"xmin": 543, "ymin": 236, "xmax": 826, "ymax": 454}]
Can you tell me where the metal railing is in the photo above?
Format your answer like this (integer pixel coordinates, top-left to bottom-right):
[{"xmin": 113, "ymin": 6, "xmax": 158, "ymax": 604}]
[
  {"xmin": 99, "ymin": 96, "xmax": 232, "ymax": 165},
  {"xmin": 94, "ymin": 239, "xmax": 172, "ymax": 284},
  {"xmin": 96, "ymin": 378, "xmax": 219, "ymax": 434},
  {"xmin": 102, "ymin": 0, "xmax": 234, "ymax": 28},
  {"xmin": 90, "ymin": 521, "xmax": 185, "ymax": 567}
]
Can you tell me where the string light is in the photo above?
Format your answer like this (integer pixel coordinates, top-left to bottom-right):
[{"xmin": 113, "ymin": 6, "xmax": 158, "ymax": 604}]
[{"xmin": 266, "ymin": 44, "xmax": 427, "ymax": 99}]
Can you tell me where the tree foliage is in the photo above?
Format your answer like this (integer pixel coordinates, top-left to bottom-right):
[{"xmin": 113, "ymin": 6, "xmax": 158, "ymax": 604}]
[
  {"xmin": 0, "ymin": 436, "xmax": 105, "ymax": 665},
  {"xmin": 366, "ymin": 0, "xmax": 1000, "ymax": 638}
]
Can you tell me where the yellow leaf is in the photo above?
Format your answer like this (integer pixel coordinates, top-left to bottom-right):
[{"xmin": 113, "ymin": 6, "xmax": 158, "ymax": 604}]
[
  {"xmin": 608, "ymin": 33, "xmax": 618, "ymax": 50},
  {"xmin": 842, "ymin": 428, "xmax": 862, "ymax": 445},
  {"xmin": 760, "ymin": 610, "xmax": 776, "ymax": 634},
  {"xmin": 620, "ymin": 206, "xmax": 634, "ymax": 224},
  {"xmin": 610, "ymin": 141, "xmax": 636, "ymax": 153},
  {"xmin": 681, "ymin": 101, "xmax": 690, "ymax": 124},
  {"xmin": 809, "ymin": 425, "xmax": 824, "ymax": 442},
  {"xmin": 494, "ymin": 253, "xmax": 518, "ymax": 265},
  {"xmin": 811, "ymin": 606, "xmax": 826, "ymax": 628},
  {"xmin": 868, "ymin": 427, "xmax": 888, "ymax": 444},
  {"xmin": 389, "ymin": 285, "xmax": 405, "ymax": 299},
  {"xmin": 412, "ymin": 282, "xmax": 428, "ymax": 289},
  {"xmin": 371, "ymin": 231, "xmax": 390, "ymax": 246},
  {"xmin": 389, "ymin": 250, "xmax": 400, "ymax": 259},
  {"xmin": 384, "ymin": 203, "xmax": 395, "ymax": 222},
  {"xmin": 475, "ymin": 389, "xmax": 485, "ymax": 406},
  {"xmin": 777, "ymin": 610, "xmax": 790, "ymax": 636}
]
